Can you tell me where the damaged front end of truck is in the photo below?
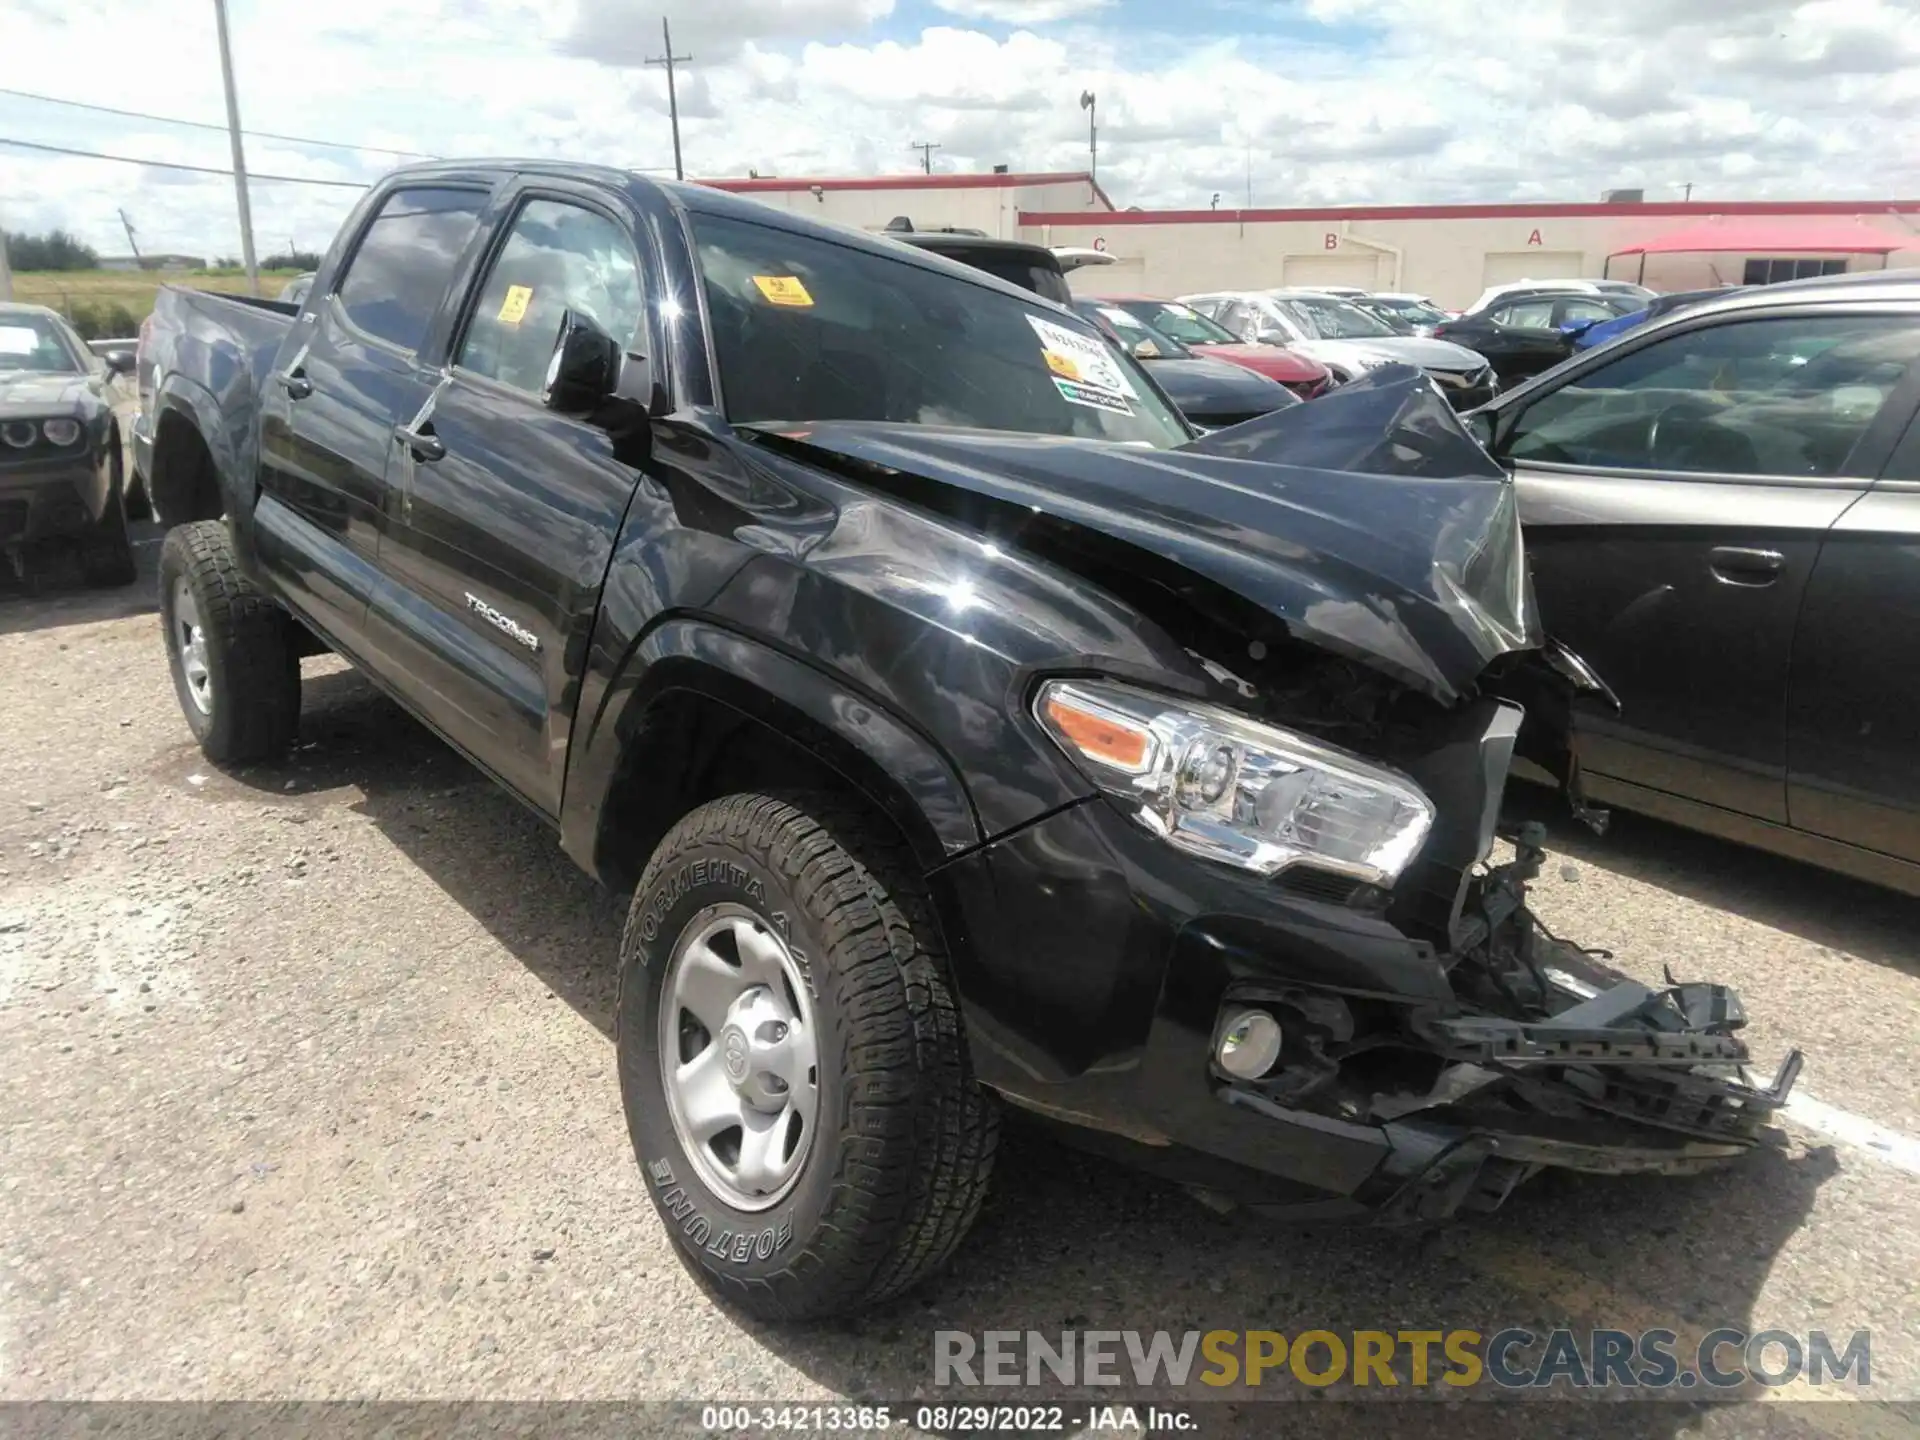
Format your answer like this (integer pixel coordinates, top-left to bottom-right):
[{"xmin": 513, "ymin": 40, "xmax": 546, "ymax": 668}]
[{"xmin": 748, "ymin": 368, "xmax": 1800, "ymax": 1220}]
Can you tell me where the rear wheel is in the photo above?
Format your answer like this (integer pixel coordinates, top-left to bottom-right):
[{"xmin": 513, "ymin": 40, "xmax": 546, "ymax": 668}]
[
  {"xmin": 158, "ymin": 520, "xmax": 300, "ymax": 762},
  {"xmin": 617, "ymin": 792, "xmax": 999, "ymax": 1320},
  {"xmin": 79, "ymin": 454, "xmax": 137, "ymax": 589}
]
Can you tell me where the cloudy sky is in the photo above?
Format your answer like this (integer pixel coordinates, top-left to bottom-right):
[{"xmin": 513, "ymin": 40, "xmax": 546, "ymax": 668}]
[{"xmin": 4, "ymin": 0, "xmax": 1918, "ymax": 259}]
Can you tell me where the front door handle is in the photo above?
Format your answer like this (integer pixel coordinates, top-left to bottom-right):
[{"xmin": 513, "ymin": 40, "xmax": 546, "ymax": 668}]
[
  {"xmin": 274, "ymin": 370, "xmax": 312, "ymax": 400},
  {"xmin": 1709, "ymin": 546, "xmax": 1785, "ymax": 585},
  {"xmin": 393, "ymin": 423, "xmax": 445, "ymax": 463}
]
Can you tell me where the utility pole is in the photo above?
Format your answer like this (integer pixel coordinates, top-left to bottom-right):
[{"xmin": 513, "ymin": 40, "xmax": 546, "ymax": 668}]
[
  {"xmin": 645, "ymin": 18, "xmax": 693, "ymax": 181},
  {"xmin": 910, "ymin": 141, "xmax": 940, "ymax": 174},
  {"xmin": 1079, "ymin": 90, "xmax": 1097, "ymax": 185},
  {"xmin": 212, "ymin": 0, "xmax": 259, "ymax": 294},
  {"xmin": 1682, "ymin": 180, "xmax": 1694, "ymax": 201},
  {"xmin": 0, "ymin": 224, "xmax": 11, "ymax": 302},
  {"xmin": 118, "ymin": 208, "xmax": 142, "ymax": 267}
]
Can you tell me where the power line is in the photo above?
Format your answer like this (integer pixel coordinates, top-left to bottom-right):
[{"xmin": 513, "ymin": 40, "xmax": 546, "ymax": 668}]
[
  {"xmin": 0, "ymin": 86, "xmax": 436, "ymax": 160},
  {"xmin": 0, "ymin": 136, "xmax": 371, "ymax": 189}
]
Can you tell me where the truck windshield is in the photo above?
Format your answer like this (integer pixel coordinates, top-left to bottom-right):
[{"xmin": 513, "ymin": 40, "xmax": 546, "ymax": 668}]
[
  {"xmin": 0, "ymin": 313, "xmax": 84, "ymax": 374},
  {"xmin": 692, "ymin": 214, "xmax": 1190, "ymax": 448}
]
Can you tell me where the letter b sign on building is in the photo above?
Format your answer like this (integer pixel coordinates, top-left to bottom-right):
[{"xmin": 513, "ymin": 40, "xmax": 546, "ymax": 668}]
[{"xmin": 1324, "ymin": 232, "xmax": 1339, "ymax": 250}]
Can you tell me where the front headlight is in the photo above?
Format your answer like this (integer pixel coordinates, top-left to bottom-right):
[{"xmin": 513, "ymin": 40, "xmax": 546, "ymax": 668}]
[
  {"xmin": 1035, "ymin": 678, "xmax": 1435, "ymax": 886},
  {"xmin": 41, "ymin": 418, "xmax": 82, "ymax": 447}
]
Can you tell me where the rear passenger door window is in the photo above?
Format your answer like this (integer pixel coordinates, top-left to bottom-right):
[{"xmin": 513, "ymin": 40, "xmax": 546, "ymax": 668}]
[
  {"xmin": 456, "ymin": 198, "xmax": 646, "ymax": 395},
  {"xmin": 1505, "ymin": 314, "xmax": 1920, "ymax": 478},
  {"xmin": 335, "ymin": 187, "xmax": 487, "ymax": 354},
  {"xmin": 1493, "ymin": 300, "xmax": 1556, "ymax": 331}
]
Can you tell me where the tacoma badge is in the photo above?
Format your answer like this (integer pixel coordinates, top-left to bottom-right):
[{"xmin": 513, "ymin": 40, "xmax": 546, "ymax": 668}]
[{"xmin": 465, "ymin": 593, "xmax": 540, "ymax": 652}]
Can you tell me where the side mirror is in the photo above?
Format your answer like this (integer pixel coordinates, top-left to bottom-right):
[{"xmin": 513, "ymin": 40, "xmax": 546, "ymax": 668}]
[
  {"xmin": 1131, "ymin": 338, "xmax": 1161, "ymax": 360},
  {"xmin": 1255, "ymin": 327, "xmax": 1289, "ymax": 347},
  {"xmin": 1465, "ymin": 410, "xmax": 1497, "ymax": 451},
  {"xmin": 102, "ymin": 348, "xmax": 136, "ymax": 376},
  {"xmin": 541, "ymin": 310, "xmax": 622, "ymax": 413},
  {"xmin": 1559, "ymin": 318, "xmax": 1600, "ymax": 339}
]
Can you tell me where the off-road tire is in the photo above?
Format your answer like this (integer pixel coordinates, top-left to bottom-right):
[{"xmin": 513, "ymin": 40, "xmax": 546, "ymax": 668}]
[
  {"xmin": 158, "ymin": 520, "xmax": 301, "ymax": 763},
  {"xmin": 79, "ymin": 453, "xmax": 137, "ymax": 589},
  {"xmin": 617, "ymin": 792, "xmax": 999, "ymax": 1320}
]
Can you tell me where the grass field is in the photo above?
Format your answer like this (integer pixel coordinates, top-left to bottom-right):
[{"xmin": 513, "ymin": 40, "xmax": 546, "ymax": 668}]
[{"xmin": 11, "ymin": 268, "xmax": 305, "ymax": 337}]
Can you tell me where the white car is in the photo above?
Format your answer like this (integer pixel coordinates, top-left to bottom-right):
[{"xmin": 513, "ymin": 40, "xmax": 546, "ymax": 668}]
[
  {"xmin": 1179, "ymin": 288, "xmax": 1497, "ymax": 407},
  {"xmin": 1466, "ymin": 277, "xmax": 1655, "ymax": 314}
]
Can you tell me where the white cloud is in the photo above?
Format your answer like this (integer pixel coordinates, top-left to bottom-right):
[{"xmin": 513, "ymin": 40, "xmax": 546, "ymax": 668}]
[
  {"xmin": 3, "ymin": 0, "xmax": 1917, "ymax": 257},
  {"xmin": 931, "ymin": 0, "xmax": 1113, "ymax": 21}
]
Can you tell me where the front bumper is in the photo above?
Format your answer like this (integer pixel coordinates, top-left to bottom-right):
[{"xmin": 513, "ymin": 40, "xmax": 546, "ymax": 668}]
[
  {"xmin": 0, "ymin": 449, "xmax": 110, "ymax": 546},
  {"xmin": 943, "ymin": 788, "xmax": 1795, "ymax": 1223}
]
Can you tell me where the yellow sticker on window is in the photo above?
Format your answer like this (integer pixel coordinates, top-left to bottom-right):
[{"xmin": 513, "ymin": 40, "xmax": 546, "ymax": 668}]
[
  {"xmin": 497, "ymin": 285, "xmax": 533, "ymax": 325},
  {"xmin": 752, "ymin": 275, "xmax": 814, "ymax": 307},
  {"xmin": 1043, "ymin": 350, "xmax": 1083, "ymax": 383}
]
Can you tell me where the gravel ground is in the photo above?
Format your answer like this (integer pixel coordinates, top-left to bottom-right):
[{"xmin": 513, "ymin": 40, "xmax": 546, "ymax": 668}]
[{"xmin": 2, "ymin": 529, "xmax": 1918, "ymax": 1437}]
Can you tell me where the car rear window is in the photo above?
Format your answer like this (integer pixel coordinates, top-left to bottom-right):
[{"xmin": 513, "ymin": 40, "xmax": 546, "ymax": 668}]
[{"xmin": 335, "ymin": 187, "xmax": 487, "ymax": 355}]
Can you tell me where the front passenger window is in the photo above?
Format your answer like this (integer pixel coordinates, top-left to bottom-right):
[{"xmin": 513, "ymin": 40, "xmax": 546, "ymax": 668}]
[
  {"xmin": 1505, "ymin": 314, "xmax": 1920, "ymax": 478},
  {"xmin": 458, "ymin": 199, "xmax": 645, "ymax": 396}
]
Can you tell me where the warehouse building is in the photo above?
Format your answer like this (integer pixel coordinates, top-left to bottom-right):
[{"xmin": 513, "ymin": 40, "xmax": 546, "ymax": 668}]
[{"xmin": 703, "ymin": 172, "xmax": 1920, "ymax": 309}]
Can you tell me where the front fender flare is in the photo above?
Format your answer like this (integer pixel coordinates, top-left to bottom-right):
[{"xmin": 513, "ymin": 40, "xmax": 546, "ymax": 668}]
[{"xmin": 560, "ymin": 617, "xmax": 981, "ymax": 880}]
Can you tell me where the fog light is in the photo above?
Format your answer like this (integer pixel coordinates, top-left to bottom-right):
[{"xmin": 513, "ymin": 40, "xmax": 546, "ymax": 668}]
[{"xmin": 1216, "ymin": 1008, "xmax": 1283, "ymax": 1080}]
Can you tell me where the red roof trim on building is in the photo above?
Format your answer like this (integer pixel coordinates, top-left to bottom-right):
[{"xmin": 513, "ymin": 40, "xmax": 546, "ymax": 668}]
[
  {"xmin": 1019, "ymin": 199, "xmax": 1920, "ymax": 227},
  {"xmin": 702, "ymin": 171, "xmax": 1116, "ymax": 211}
]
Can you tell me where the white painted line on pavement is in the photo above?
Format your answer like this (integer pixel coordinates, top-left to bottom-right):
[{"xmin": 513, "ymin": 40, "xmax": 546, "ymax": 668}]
[{"xmin": 1784, "ymin": 1091, "xmax": 1920, "ymax": 1176}]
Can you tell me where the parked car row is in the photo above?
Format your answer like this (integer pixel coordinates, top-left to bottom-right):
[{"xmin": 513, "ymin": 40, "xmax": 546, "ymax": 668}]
[{"xmin": 1181, "ymin": 289, "xmax": 1500, "ymax": 406}]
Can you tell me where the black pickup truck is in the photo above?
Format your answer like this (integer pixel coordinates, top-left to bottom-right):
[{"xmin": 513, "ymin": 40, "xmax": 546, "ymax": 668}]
[{"xmin": 138, "ymin": 160, "xmax": 1799, "ymax": 1321}]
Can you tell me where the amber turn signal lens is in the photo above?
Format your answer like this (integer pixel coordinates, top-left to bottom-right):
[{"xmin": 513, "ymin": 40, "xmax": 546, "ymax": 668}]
[{"xmin": 1044, "ymin": 694, "xmax": 1151, "ymax": 770}]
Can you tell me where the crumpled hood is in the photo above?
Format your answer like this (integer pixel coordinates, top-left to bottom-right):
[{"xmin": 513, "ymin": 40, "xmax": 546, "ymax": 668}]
[
  {"xmin": 1296, "ymin": 335, "xmax": 1489, "ymax": 375},
  {"xmin": 760, "ymin": 367, "xmax": 1539, "ymax": 703},
  {"xmin": 0, "ymin": 371, "xmax": 87, "ymax": 419}
]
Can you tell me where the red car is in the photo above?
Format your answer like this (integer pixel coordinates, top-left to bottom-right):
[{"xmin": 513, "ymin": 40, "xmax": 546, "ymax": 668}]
[{"xmin": 1095, "ymin": 296, "xmax": 1335, "ymax": 398}]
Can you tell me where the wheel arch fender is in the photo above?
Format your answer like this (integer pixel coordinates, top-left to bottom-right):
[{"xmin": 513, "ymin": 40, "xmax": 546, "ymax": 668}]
[
  {"xmin": 148, "ymin": 376, "xmax": 245, "ymax": 529},
  {"xmin": 561, "ymin": 618, "xmax": 982, "ymax": 888}
]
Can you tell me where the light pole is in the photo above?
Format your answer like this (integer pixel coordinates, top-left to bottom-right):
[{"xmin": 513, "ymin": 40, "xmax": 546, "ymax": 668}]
[
  {"xmin": 212, "ymin": 0, "xmax": 259, "ymax": 295},
  {"xmin": 646, "ymin": 18, "xmax": 693, "ymax": 181},
  {"xmin": 1079, "ymin": 90, "xmax": 1097, "ymax": 185}
]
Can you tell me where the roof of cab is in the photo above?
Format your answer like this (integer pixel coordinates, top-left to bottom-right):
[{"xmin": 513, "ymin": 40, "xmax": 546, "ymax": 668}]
[{"xmin": 367, "ymin": 158, "xmax": 1083, "ymax": 316}]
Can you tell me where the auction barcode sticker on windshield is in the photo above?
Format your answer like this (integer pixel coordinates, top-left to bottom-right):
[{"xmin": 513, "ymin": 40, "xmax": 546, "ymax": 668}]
[{"xmin": 1027, "ymin": 314, "xmax": 1136, "ymax": 416}]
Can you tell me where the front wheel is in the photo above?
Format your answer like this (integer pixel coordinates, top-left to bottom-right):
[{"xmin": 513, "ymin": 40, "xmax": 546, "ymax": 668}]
[
  {"xmin": 158, "ymin": 520, "xmax": 301, "ymax": 762},
  {"xmin": 617, "ymin": 792, "xmax": 999, "ymax": 1320}
]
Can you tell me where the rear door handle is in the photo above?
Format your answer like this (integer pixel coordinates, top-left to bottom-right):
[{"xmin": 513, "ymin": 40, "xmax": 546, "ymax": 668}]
[
  {"xmin": 393, "ymin": 423, "xmax": 445, "ymax": 463},
  {"xmin": 274, "ymin": 371, "xmax": 312, "ymax": 400},
  {"xmin": 1709, "ymin": 546, "xmax": 1785, "ymax": 585}
]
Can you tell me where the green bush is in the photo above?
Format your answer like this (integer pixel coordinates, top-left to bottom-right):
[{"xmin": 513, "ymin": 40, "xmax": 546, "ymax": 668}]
[
  {"xmin": 3, "ymin": 228, "xmax": 99, "ymax": 270},
  {"xmin": 61, "ymin": 300, "xmax": 140, "ymax": 341}
]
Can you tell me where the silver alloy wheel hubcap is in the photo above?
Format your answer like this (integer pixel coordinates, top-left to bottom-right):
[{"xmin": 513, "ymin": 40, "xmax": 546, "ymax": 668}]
[
  {"xmin": 660, "ymin": 903, "xmax": 820, "ymax": 1212},
  {"xmin": 173, "ymin": 579, "xmax": 213, "ymax": 715}
]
